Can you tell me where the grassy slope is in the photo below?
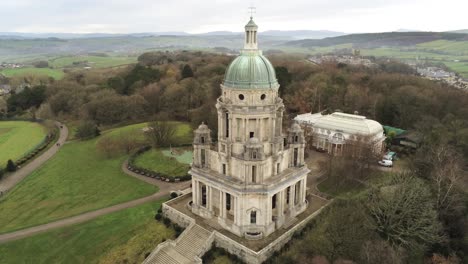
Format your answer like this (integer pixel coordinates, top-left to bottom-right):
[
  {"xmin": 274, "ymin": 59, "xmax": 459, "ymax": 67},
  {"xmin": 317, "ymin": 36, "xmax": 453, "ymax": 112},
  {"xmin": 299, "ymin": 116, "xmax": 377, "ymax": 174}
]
[
  {"xmin": 0, "ymin": 121, "xmax": 47, "ymax": 166},
  {"xmin": 134, "ymin": 148, "xmax": 191, "ymax": 177},
  {"xmin": 0, "ymin": 67, "xmax": 65, "ymax": 80},
  {"xmin": 49, "ymin": 55, "xmax": 137, "ymax": 68},
  {"xmin": 0, "ymin": 125, "xmax": 157, "ymax": 234},
  {"xmin": 0, "ymin": 200, "xmax": 175, "ymax": 264},
  {"xmin": 103, "ymin": 121, "xmax": 193, "ymax": 145}
]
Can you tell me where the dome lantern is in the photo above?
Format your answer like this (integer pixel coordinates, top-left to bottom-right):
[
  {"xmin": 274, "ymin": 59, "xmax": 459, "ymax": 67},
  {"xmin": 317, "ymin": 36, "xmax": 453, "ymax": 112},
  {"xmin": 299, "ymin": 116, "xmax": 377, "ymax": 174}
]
[{"xmin": 223, "ymin": 17, "xmax": 279, "ymax": 90}]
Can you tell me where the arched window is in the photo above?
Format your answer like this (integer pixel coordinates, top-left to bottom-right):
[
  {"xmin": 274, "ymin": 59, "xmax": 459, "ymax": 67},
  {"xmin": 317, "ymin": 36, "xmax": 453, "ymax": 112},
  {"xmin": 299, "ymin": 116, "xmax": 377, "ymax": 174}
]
[
  {"xmin": 250, "ymin": 211, "xmax": 257, "ymax": 224},
  {"xmin": 226, "ymin": 193, "xmax": 231, "ymax": 211},
  {"xmin": 201, "ymin": 185, "xmax": 207, "ymax": 207},
  {"xmin": 251, "ymin": 166, "xmax": 257, "ymax": 183}
]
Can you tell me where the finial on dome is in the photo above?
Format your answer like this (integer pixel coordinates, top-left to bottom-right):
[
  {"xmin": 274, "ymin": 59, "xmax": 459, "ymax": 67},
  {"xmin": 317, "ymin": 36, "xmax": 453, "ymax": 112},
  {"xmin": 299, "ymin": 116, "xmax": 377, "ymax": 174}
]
[{"xmin": 248, "ymin": 6, "xmax": 256, "ymax": 19}]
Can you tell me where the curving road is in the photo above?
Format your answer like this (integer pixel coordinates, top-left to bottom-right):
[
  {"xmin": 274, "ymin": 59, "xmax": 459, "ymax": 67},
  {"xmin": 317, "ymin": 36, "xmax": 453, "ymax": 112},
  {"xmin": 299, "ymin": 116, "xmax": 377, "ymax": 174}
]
[
  {"xmin": 0, "ymin": 121, "xmax": 68, "ymax": 194},
  {"xmin": 0, "ymin": 158, "xmax": 190, "ymax": 244}
]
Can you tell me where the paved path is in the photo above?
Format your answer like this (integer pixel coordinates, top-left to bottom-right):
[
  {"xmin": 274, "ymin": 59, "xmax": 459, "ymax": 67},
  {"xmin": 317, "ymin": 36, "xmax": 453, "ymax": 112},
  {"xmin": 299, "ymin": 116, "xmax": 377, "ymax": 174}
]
[
  {"xmin": 0, "ymin": 121, "xmax": 68, "ymax": 194},
  {"xmin": 0, "ymin": 159, "xmax": 190, "ymax": 244}
]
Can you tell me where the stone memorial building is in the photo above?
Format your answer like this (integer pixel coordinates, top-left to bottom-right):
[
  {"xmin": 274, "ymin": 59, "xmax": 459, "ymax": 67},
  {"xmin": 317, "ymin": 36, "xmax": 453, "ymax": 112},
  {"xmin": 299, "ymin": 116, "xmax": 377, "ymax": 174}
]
[{"xmin": 190, "ymin": 16, "xmax": 310, "ymax": 240}]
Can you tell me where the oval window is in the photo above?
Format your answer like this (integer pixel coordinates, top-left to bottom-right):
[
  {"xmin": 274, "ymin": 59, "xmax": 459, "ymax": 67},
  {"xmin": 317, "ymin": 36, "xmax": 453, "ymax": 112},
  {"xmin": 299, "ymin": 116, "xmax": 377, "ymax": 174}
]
[
  {"xmin": 260, "ymin": 94, "xmax": 266, "ymax": 100},
  {"xmin": 239, "ymin": 94, "xmax": 245, "ymax": 100}
]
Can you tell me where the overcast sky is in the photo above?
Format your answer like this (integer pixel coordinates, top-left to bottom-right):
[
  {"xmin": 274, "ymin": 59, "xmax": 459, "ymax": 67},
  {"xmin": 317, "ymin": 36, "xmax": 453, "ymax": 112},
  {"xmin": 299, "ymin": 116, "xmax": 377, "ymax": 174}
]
[{"xmin": 0, "ymin": 0, "xmax": 466, "ymax": 34}]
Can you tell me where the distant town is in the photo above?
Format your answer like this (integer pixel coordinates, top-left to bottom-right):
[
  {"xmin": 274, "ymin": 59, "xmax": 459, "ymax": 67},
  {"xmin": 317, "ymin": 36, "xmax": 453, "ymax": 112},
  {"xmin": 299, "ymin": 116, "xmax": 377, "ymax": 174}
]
[
  {"xmin": 308, "ymin": 52, "xmax": 468, "ymax": 91},
  {"xmin": 415, "ymin": 66, "xmax": 468, "ymax": 91}
]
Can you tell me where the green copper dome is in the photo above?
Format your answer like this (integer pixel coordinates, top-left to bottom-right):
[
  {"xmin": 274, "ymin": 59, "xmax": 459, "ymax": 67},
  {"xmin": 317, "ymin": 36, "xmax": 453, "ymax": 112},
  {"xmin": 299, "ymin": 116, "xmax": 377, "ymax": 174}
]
[{"xmin": 223, "ymin": 50, "xmax": 279, "ymax": 90}]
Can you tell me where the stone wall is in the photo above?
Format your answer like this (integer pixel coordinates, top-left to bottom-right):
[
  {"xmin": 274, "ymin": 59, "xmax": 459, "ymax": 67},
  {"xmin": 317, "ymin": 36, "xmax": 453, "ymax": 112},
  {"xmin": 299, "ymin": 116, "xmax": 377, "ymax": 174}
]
[
  {"xmin": 162, "ymin": 196, "xmax": 195, "ymax": 228},
  {"xmin": 213, "ymin": 199, "xmax": 332, "ymax": 264},
  {"xmin": 161, "ymin": 193, "xmax": 332, "ymax": 264}
]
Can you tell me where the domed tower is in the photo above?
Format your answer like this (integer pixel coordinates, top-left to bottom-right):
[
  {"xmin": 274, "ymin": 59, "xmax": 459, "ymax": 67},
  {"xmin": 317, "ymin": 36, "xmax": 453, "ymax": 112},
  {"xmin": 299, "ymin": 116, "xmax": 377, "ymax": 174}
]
[
  {"xmin": 191, "ymin": 16, "xmax": 310, "ymax": 240},
  {"xmin": 193, "ymin": 123, "xmax": 211, "ymax": 168},
  {"xmin": 287, "ymin": 122, "xmax": 306, "ymax": 167}
]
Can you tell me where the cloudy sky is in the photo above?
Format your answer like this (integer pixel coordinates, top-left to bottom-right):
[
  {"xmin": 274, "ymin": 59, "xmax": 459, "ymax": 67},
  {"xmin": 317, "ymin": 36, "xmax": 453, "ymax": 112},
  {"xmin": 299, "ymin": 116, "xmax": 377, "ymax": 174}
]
[{"xmin": 0, "ymin": 0, "xmax": 466, "ymax": 34}]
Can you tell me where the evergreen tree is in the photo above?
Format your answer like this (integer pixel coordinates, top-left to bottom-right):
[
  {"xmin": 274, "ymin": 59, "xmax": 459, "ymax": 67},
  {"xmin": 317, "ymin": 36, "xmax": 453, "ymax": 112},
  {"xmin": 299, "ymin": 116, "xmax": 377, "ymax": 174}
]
[
  {"xmin": 181, "ymin": 64, "xmax": 194, "ymax": 79},
  {"xmin": 6, "ymin": 159, "xmax": 16, "ymax": 172}
]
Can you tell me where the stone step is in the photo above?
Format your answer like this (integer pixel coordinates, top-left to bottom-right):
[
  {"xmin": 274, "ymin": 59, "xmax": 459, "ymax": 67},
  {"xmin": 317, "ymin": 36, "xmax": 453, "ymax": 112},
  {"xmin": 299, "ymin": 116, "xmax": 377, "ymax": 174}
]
[
  {"xmin": 146, "ymin": 248, "xmax": 179, "ymax": 264},
  {"xmin": 144, "ymin": 224, "xmax": 213, "ymax": 264},
  {"xmin": 175, "ymin": 225, "xmax": 212, "ymax": 259}
]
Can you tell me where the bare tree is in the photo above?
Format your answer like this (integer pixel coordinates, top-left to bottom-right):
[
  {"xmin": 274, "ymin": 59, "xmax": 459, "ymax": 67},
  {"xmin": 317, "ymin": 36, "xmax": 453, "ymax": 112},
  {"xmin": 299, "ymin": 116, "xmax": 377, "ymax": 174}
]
[
  {"xmin": 360, "ymin": 240, "xmax": 405, "ymax": 264},
  {"xmin": 96, "ymin": 136, "xmax": 121, "ymax": 158},
  {"xmin": 343, "ymin": 135, "xmax": 382, "ymax": 180},
  {"xmin": 426, "ymin": 145, "xmax": 464, "ymax": 215},
  {"xmin": 145, "ymin": 121, "xmax": 176, "ymax": 148},
  {"xmin": 367, "ymin": 173, "xmax": 444, "ymax": 250}
]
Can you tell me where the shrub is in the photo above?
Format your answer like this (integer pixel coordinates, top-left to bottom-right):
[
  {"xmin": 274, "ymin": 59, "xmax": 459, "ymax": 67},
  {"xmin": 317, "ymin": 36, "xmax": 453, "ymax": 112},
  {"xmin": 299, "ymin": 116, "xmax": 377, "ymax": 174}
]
[
  {"xmin": 170, "ymin": 192, "xmax": 178, "ymax": 199},
  {"xmin": 162, "ymin": 217, "xmax": 171, "ymax": 227},
  {"xmin": 0, "ymin": 168, "xmax": 4, "ymax": 179},
  {"xmin": 75, "ymin": 120, "xmax": 100, "ymax": 139},
  {"xmin": 6, "ymin": 159, "xmax": 16, "ymax": 172},
  {"xmin": 174, "ymin": 225, "xmax": 183, "ymax": 237},
  {"xmin": 155, "ymin": 213, "xmax": 162, "ymax": 220}
]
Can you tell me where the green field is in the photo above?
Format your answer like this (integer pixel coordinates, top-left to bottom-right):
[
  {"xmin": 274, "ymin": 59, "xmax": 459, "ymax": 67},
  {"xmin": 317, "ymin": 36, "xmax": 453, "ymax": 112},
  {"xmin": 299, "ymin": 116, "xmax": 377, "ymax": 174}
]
[
  {"xmin": 134, "ymin": 148, "xmax": 192, "ymax": 178},
  {"xmin": 103, "ymin": 121, "xmax": 193, "ymax": 145},
  {"xmin": 0, "ymin": 200, "xmax": 175, "ymax": 264},
  {"xmin": 0, "ymin": 67, "xmax": 65, "ymax": 80},
  {"xmin": 0, "ymin": 125, "xmax": 157, "ymax": 234},
  {"xmin": 0, "ymin": 121, "xmax": 47, "ymax": 166},
  {"xmin": 49, "ymin": 55, "xmax": 137, "ymax": 68}
]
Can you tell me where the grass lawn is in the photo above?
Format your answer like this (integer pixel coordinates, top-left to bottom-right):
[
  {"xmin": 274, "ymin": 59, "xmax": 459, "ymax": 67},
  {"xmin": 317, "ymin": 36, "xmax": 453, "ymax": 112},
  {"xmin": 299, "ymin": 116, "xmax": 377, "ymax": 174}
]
[
  {"xmin": 134, "ymin": 148, "xmax": 192, "ymax": 177},
  {"xmin": 0, "ymin": 200, "xmax": 175, "ymax": 264},
  {"xmin": 103, "ymin": 121, "xmax": 193, "ymax": 145},
  {"xmin": 0, "ymin": 67, "xmax": 65, "ymax": 80},
  {"xmin": 0, "ymin": 125, "xmax": 157, "ymax": 234},
  {"xmin": 0, "ymin": 121, "xmax": 47, "ymax": 166}
]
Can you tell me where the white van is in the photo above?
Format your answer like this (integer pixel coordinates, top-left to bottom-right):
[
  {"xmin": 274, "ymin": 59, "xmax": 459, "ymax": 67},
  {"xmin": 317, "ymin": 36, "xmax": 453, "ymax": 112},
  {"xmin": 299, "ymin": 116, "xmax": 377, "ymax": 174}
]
[{"xmin": 378, "ymin": 160, "xmax": 393, "ymax": 167}]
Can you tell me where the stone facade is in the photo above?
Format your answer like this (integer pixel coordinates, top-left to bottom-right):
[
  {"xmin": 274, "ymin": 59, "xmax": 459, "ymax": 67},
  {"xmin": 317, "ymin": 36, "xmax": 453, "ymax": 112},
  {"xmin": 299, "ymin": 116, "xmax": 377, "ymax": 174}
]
[{"xmin": 190, "ymin": 17, "xmax": 309, "ymax": 240}]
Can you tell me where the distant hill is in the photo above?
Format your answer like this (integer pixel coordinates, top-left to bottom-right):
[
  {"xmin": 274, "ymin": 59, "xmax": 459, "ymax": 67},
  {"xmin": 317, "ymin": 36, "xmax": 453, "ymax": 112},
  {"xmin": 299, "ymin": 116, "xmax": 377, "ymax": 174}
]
[
  {"xmin": 261, "ymin": 30, "xmax": 345, "ymax": 39},
  {"xmin": 449, "ymin": 29, "xmax": 468, "ymax": 34},
  {"xmin": 285, "ymin": 32, "xmax": 468, "ymax": 48},
  {"xmin": 0, "ymin": 30, "xmax": 344, "ymax": 40},
  {"xmin": 0, "ymin": 32, "xmax": 193, "ymax": 39}
]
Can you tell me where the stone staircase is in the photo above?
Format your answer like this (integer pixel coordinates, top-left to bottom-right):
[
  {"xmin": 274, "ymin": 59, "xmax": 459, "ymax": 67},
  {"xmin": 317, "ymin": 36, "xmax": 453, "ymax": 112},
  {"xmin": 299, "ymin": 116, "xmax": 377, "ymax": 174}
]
[{"xmin": 144, "ymin": 224, "xmax": 213, "ymax": 264}]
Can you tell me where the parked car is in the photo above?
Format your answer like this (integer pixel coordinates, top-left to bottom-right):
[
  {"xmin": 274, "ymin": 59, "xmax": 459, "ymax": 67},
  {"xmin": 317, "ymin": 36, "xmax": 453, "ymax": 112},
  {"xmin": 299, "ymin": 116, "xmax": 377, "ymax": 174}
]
[
  {"xmin": 383, "ymin": 151, "xmax": 397, "ymax": 161},
  {"xmin": 378, "ymin": 160, "xmax": 393, "ymax": 167}
]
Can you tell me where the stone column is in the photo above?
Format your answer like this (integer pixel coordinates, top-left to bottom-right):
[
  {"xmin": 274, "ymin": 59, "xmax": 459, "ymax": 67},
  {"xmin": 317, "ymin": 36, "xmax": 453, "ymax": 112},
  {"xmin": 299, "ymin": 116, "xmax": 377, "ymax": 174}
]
[
  {"xmin": 218, "ymin": 113, "xmax": 222, "ymax": 139},
  {"xmin": 208, "ymin": 186, "xmax": 213, "ymax": 211},
  {"xmin": 291, "ymin": 184, "xmax": 296, "ymax": 208},
  {"xmin": 303, "ymin": 179, "xmax": 308, "ymax": 203},
  {"xmin": 194, "ymin": 180, "xmax": 199, "ymax": 205},
  {"xmin": 234, "ymin": 196, "xmax": 239, "ymax": 225},
  {"xmin": 192, "ymin": 180, "xmax": 197, "ymax": 206},
  {"xmin": 279, "ymin": 190, "xmax": 284, "ymax": 217},
  {"xmin": 218, "ymin": 190, "xmax": 223, "ymax": 218},
  {"xmin": 242, "ymin": 118, "xmax": 249, "ymax": 141},
  {"xmin": 266, "ymin": 195, "xmax": 272, "ymax": 224}
]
